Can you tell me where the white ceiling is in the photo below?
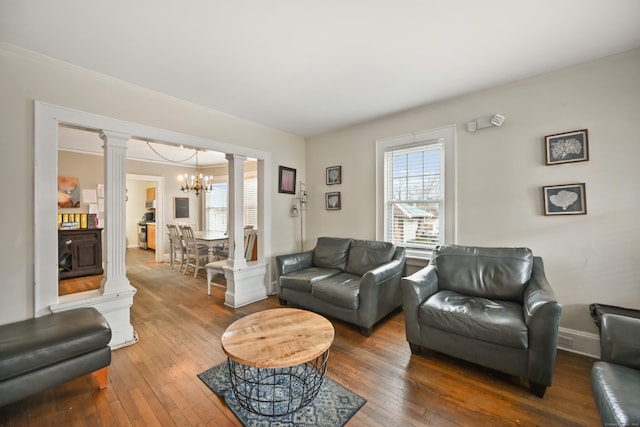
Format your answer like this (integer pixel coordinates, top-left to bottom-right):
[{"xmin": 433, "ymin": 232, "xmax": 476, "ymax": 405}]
[{"xmin": 2, "ymin": 1, "xmax": 640, "ymax": 138}]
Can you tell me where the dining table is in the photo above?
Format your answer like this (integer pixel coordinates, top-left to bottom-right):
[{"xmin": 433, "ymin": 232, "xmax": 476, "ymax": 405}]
[{"xmin": 194, "ymin": 230, "xmax": 229, "ymax": 262}]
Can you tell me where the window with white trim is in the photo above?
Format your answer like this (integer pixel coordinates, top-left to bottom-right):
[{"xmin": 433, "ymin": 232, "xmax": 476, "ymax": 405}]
[
  {"xmin": 204, "ymin": 177, "xmax": 257, "ymax": 231},
  {"xmin": 376, "ymin": 125, "xmax": 455, "ymax": 258}
]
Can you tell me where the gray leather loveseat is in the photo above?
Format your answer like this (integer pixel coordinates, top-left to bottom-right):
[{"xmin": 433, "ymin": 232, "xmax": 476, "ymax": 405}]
[
  {"xmin": 402, "ymin": 245, "xmax": 561, "ymax": 397},
  {"xmin": 276, "ymin": 237, "xmax": 406, "ymax": 336},
  {"xmin": 591, "ymin": 314, "xmax": 640, "ymax": 426}
]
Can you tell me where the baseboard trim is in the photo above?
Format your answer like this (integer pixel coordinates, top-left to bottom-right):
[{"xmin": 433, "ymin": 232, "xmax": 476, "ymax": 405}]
[{"xmin": 557, "ymin": 327, "xmax": 600, "ymax": 359}]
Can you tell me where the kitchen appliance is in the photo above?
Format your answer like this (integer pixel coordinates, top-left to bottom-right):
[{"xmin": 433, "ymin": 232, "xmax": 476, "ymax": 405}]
[
  {"xmin": 145, "ymin": 200, "xmax": 157, "ymax": 209},
  {"xmin": 138, "ymin": 219, "xmax": 147, "ymax": 249},
  {"xmin": 144, "ymin": 211, "xmax": 155, "ymax": 222}
]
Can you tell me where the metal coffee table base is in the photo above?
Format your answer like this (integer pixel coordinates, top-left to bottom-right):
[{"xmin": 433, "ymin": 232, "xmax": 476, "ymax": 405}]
[{"xmin": 227, "ymin": 350, "xmax": 329, "ymax": 416}]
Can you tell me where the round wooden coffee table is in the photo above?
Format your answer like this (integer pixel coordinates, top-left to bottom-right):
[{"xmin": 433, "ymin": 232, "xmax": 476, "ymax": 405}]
[{"xmin": 220, "ymin": 308, "xmax": 334, "ymax": 416}]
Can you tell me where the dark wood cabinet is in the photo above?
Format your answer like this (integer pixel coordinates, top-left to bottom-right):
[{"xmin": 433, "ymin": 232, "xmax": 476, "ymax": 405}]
[{"xmin": 58, "ymin": 229, "xmax": 103, "ymax": 279}]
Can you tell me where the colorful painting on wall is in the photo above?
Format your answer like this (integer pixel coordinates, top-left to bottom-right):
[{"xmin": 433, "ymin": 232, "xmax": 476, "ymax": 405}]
[{"xmin": 58, "ymin": 176, "xmax": 80, "ymax": 208}]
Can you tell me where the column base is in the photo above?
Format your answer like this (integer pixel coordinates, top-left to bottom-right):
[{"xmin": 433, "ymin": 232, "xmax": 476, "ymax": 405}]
[
  {"xmin": 50, "ymin": 285, "xmax": 137, "ymax": 349},
  {"xmin": 224, "ymin": 262, "xmax": 268, "ymax": 308}
]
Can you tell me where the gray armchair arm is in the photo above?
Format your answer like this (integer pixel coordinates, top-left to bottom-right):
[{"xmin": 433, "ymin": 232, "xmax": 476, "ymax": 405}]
[
  {"xmin": 275, "ymin": 250, "xmax": 314, "ymax": 278},
  {"xmin": 401, "ymin": 264, "xmax": 439, "ymax": 344},
  {"xmin": 600, "ymin": 314, "xmax": 640, "ymax": 369},
  {"xmin": 523, "ymin": 257, "xmax": 562, "ymax": 386}
]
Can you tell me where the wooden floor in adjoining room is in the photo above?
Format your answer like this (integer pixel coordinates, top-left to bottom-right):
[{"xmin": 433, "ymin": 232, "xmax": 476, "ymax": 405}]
[{"xmin": 1, "ymin": 248, "xmax": 601, "ymax": 426}]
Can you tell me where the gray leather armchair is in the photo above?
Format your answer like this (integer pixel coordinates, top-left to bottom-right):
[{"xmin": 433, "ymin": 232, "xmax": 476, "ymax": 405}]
[
  {"xmin": 591, "ymin": 314, "xmax": 640, "ymax": 426},
  {"xmin": 402, "ymin": 245, "xmax": 561, "ymax": 397}
]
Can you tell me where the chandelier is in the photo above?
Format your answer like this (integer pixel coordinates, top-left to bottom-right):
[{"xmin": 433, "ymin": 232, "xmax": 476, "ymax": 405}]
[{"xmin": 179, "ymin": 150, "xmax": 213, "ymax": 196}]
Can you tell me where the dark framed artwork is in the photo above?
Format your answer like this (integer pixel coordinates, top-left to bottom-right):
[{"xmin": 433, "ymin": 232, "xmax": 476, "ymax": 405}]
[
  {"xmin": 325, "ymin": 192, "xmax": 341, "ymax": 210},
  {"xmin": 278, "ymin": 166, "xmax": 296, "ymax": 194},
  {"xmin": 545, "ymin": 129, "xmax": 589, "ymax": 165},
  {"xmin": 326, "ymin": 166, "xmax": 342, "ymax": 185},
  {"xmin": 174, "ymin": 197, "xmax": 190, "ymax": 219},
  {"xmin": 543, "ymin": 183, "xmax": 587, "ymax": 215}
]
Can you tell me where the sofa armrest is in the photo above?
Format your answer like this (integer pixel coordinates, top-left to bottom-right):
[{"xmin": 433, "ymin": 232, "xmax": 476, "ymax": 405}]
[
  {"xmin": 401, "ymin": 265, "xmax": 439, "ymax": 344},
  {"xmin": 275, "ymin": 250, "xmax": 314, "ymax": 278},
  {"xmin": 523, "ymin": 257, "xmax": 562, "ymax": 386},
  {"xmin": 357, "ymin": 247, "xmax": 406, "ymax": 322},
  {"xmin": 523, "ymin": 257, "xmax": 560, "ymax": 324},
  {"xmin": 600, "ymin": 314, "xmax": 640, "ymax": 369}
]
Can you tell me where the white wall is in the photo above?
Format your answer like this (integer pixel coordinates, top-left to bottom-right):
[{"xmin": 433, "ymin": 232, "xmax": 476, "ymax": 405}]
[
  {"xmin": 0, "ymin": 43, "xmax": 305, "ymax": 324},
  {"xmin": 305, "ymin": 49, "xmax": 640, "ymax": 336}
]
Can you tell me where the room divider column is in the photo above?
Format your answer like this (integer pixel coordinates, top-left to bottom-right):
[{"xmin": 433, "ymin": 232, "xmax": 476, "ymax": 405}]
[
  {"xmin": 225, "ymin": 153, "xmax": 247, "ymax": 269},
  {"xmin": 222, "ymin": 154, "xmax": 267, "ymax": 308},
  {"xmin": 98, "ymin": 130, "xmax": 137, "ymax": 348}
]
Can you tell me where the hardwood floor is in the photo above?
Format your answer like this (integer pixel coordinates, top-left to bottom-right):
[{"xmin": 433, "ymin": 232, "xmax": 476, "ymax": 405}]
[{"xmin": 1, "ymin": 249, "xmax": 601, "ymax": 426}]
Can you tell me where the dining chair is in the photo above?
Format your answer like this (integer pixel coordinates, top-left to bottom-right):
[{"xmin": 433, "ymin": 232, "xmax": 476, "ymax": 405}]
[
  {"xmin": 178, "ymin": 225, "xmax": 209, "ymax": 277},
  {"xmin": 205, "ymin": 228, "xmax": 257, "ymax": 295},
  {"xmin": 166, "ymin": 224, "xmax": 186, "ymax": 271}
]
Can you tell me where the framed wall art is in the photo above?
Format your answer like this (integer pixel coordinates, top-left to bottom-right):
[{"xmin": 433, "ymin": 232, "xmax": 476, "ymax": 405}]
[
  {"xmin": 57, "ymin": 176, "xmax": 81, "ymax": 208},
  {"xmin": 325, "ymin": 192, "xmax": 341, "ymax": 210},
  {"xmin": 278, "ymin": 166, "xmax": 296, "ymax": 194},
  {"xmin": 326, "ymin": 166, "xmax": 342, "ymax": 185},
  {"xmin": 543, "ymin": 183, "xmax": 587, "ymax": 215},
  {"xmin": 174, "ymin": 197, "xmax": 190, "ymax": 219},
  {"xmin": 545, "ymin": 129, "xmax": 589, "ymax": 165}
]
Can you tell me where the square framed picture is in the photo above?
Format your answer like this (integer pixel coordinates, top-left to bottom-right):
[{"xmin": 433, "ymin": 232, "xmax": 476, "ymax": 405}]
[
  {"xmin": 545, "ymin": 129, "xmax": 589, "ymax": 165},
  {"xmin": 543, "ymin": 183, "xmax": 587, "ymax": 215},
  {"xmin": 278, "ymin": 166, "xmax": 296, "ymax": 194},
  {"xmin": 326, "ymin": 166, "xmax": 342, "ymax": 185},
  {"xmin": 325, "ymin": 192, "xmax": 341, "ymax": 210}
]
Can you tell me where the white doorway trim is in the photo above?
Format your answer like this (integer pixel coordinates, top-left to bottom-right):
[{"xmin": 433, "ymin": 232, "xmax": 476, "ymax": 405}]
[{"xmin": 127, "ymin": 174, "xmax": 165, "ymax": 263}]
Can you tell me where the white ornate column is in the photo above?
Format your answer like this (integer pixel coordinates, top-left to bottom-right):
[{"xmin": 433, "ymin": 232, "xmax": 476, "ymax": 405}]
[
  {"xmin": 98, "ymin": 131, "xmax": 137, "ymax": 348},
  {"xmin": 51, "ymin": 131, "xmax": 138, "ymax": 349},
  {"xmin": 223, "ymin": 154, "xmax": 267, "ymax": 307}
]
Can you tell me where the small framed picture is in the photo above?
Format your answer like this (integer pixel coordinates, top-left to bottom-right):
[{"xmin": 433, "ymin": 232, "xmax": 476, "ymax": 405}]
[
  {"xmin": 545, "ymin": 129, "xmax": 589, "ymax": 165},
  {"xmin": 543, "ymin": 183, "xmax": 587, "ymax": 215},
  {"xmin": 325, "ymin": 192, "xmax": 341, "ymax": 210},
  {"xmin": 174, "ymin": 197, "xmax": 190, "ymax": 219},
  {"xmin": 278, "ymin": 166, "xmax": 296, "ymax": 194},
  {"xmin": 326, "ymin": 166, "xmax": 342, "ymax": 185}
]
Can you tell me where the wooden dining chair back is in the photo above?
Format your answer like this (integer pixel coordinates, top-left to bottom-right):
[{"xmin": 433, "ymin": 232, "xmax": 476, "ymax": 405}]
[
  {"xmin": 178, "ymin": 225, "xmax": 209, "ymax": 278},
  {"xmin": 166, "ymin": 224, "xmax": 186, "ymax": 271},
  {"xmin": 205, "ymin": 229, "xmax": 258, "ymax": 295}
]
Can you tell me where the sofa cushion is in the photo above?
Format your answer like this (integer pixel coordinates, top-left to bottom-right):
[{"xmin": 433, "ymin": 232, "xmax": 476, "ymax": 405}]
[
  {"xmin": 432, "ymin": 245, "xmax": 533, "ymax": 302},
  {"xmin": 420, "ymin": 290, "xmax": 528, "ymax": 349},
  {"xmin": 311, "ymin": 272, "xmax": 361, "ymax": 310},
  {"xmin": 345, "ymin": 239, "xmax": 396, "ymax": 276},
  {"xmin": 0, "ymin": 308, "xmax": 111, "ymax": 382},
  {"xmin": 313, "ymin": 237, "xmax": 352, "ymax": 270},
  {"xmin": 279, "ymin": 267, "xmax": 342, "ymax": 292}
]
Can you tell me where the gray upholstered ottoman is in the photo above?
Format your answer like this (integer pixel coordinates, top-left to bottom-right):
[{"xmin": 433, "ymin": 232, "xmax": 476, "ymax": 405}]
[{"xmin": 0, "ymin": 307, "xmax": 112, "ymax": 407}]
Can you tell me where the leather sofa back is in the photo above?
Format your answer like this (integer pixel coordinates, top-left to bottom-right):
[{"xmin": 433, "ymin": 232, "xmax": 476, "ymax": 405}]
[
  {"xmin": 432, "ymin": 245, "xmax": 533, "ymax": 301},
  {"xmin": 345, "ymin": 239, "xmax": 396, "ymax": 276},
  {"xmin": 313, "ymin": 237, "xmax": 352, "ymax": 269}
]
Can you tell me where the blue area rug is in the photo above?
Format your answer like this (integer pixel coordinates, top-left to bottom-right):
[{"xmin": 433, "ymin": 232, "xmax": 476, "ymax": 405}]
[{"xmin": 198, "ymin": 362, "xmax": 366, "ymax": 426}]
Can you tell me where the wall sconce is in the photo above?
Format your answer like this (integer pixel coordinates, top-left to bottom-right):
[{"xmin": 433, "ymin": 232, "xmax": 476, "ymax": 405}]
[{"xmin": 466, "ymin": 114, "xmax": 506, "ymax": 132}]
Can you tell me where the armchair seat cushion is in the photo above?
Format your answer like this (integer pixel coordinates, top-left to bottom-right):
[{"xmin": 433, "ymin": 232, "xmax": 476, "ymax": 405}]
[
  {"xmin": 591, "ymin": 362, "xmax": 640, "ymax": 426},
  {"xmin": 311, "ymin": 272, "xmax": 361, "ymax": 310},
  {"xmin": 421, "ymin": 290, "xmax": 528, "ymax": 349},
  {"xmin": 279, "ymin": 267, "xmax": 342, "ymax": 292}
]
